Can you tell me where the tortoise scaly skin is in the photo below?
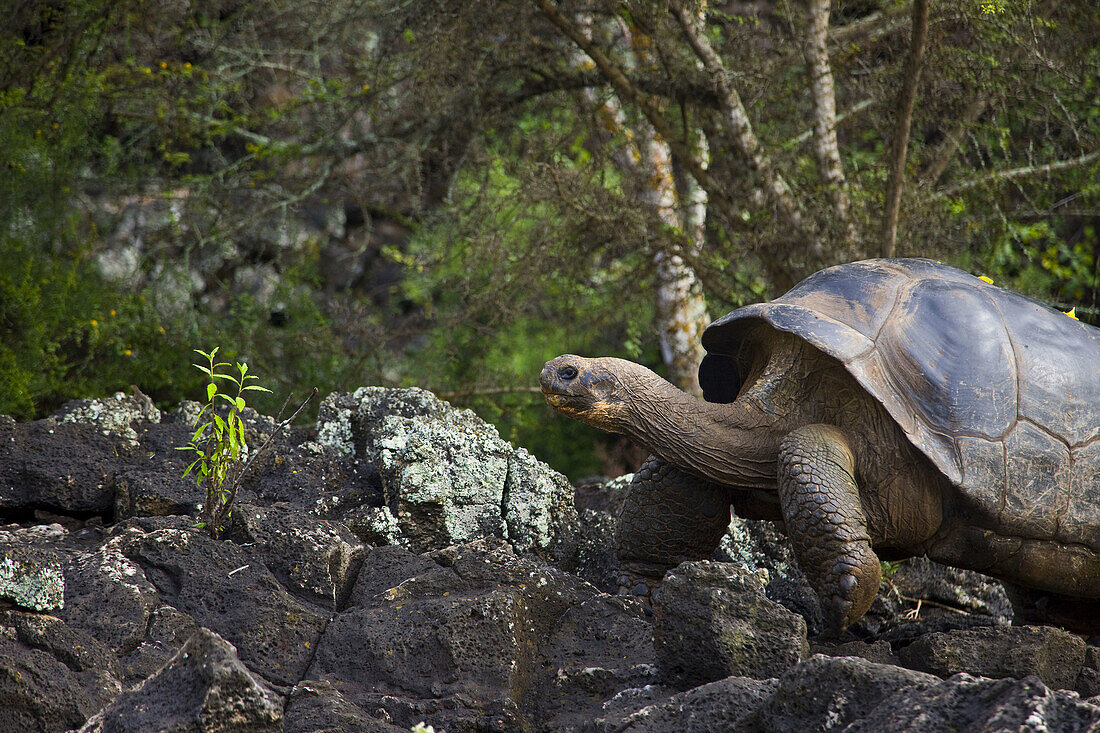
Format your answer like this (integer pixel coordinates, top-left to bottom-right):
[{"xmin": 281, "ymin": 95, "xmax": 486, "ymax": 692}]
[{"xmin": 541, "ymin": 258, "xmax": 1100, "ymax": 634}]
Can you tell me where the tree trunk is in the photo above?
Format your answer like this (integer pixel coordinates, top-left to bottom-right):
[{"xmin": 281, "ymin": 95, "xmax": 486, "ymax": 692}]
[
  {"xmin": 539, "ymin": 0, "xmax": 796, "ymax": 290},
  {"xmin": 565, "ymin": 10, "xmax": 710, "ymax": 394},
  {"xmin": 803, "ymin": 0, "xmax": 856, "ymax": 243},
  {"xmin": 671, "ymin": 1, "xmax": 814, "ymax": 262},
  {"xmin": 630, "ymin": 21, "xmax": 709, "ymax": 396},
  {"xmin": 653, "ymin": 130, "xmax": 710, "ymax": 396},
  {"xmin": 880, "ymin": 0, "xmax": 930, "ymax": 258}
]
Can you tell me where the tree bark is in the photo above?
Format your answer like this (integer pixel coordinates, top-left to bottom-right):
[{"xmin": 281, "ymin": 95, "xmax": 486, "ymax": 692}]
[
  {"xmin": 803, "ymin": 0, "xmax": 856, "ymax": 243},
  {"xmin": 880, "ymin": 0, "xmax": 930, "ymax": 258},
  {"xmin": 655, "ymin": 130, "xmax": 710, "ymax": 396},
  {"xmin": 568, "ymin": 11, "xmax": 710, "ymax": 395},
  {"xmin": 620, "ymin": 33, "xmax": 709, "ymax": 396}
]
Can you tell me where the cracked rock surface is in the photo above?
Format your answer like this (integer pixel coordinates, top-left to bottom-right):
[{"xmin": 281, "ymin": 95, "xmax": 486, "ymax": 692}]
[{"xmin": 0, "ymin": 388, "xmax": 1098, "ymax": 731}]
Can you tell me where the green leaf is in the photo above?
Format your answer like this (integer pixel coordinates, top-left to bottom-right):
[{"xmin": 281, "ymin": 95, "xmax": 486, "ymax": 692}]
[
  {"xmin": 207, "ymin": 382, "xmax": 217, "ymax": 401},
  {"xmin": 242, "ymin": 385, "xmax": 272, "ymax": 393},
  {"xmin": 182, "ymin": 457, "xmax": 202, "ymax": 478},
  {"xmin": 213, "ymin": 413, "xmax": 226, "ymax": 434},
  {"xmin": 235, "ymin": 396, "xmax": 246, "ymax": 410}
]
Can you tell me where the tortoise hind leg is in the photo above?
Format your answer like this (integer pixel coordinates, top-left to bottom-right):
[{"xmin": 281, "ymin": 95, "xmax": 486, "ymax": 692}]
[
  {"xmin": 616, "ymin": 455, "xmax": 732, "ymax": 595},
  {"xmin": 778, "ymin": 424, "xmax": 881, "ymax": 634}
]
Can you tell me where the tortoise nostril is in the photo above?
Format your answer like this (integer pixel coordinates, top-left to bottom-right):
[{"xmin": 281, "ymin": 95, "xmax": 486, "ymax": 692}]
[{"xmin": 558, "ymin": 365, "xmax": 579, "ymax": 381}]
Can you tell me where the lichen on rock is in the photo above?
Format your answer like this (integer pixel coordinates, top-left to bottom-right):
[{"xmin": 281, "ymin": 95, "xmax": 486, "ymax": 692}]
[
  {"xmin": 56, "ymin": 390, "xmax": 161, "ymax": 445},
  {"xmin": 315, "ymin": 387, "xmax": 579, "ymax": 560},
  {"xmin": 0, "ymin": 554, "xmax": 65, "ymax": 611}
]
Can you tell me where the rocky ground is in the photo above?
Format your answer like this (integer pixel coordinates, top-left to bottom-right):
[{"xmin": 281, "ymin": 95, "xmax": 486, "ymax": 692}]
[{"xmin": 1, "ymin": 387, "xmax": 1099, "ymax": 732}]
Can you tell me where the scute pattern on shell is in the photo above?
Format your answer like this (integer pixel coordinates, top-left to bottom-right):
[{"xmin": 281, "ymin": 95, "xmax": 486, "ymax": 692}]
[{"xmin": 701, "ymin": 258, "xmax": 1100, "ymax": 550}]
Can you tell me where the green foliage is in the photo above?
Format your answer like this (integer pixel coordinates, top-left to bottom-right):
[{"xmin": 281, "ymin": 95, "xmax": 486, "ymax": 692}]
[
  {"xmin": 389, "ymin": 143, "xmax": 663, "ymax": 478},
  {"xmin": 176, "ymin": 348, "xmax": 271, "ymax": 539}
]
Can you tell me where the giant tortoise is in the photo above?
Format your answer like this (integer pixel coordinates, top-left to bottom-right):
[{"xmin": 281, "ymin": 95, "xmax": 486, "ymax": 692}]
[{"xmin": 540, "ymin": 258, "xmax": 1100, "ymax": 633}]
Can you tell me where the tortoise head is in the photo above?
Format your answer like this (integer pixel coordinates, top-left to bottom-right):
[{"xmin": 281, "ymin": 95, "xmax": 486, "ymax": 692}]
[{"xmin": 540, "ymin": 354, "xmax": 658, "ymax": 434}]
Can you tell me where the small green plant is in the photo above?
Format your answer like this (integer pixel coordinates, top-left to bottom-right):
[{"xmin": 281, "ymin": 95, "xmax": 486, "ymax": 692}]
[{"xmin": 177, "ymin": 347, "xmax": 271, "ymax": 538}]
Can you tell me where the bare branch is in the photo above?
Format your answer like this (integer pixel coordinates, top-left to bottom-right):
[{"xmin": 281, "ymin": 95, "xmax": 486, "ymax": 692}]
[
  {"xmin": 880, "ymin": 0, "xmax": 930, "ymax": 258},
  {"xmin": 509, "ymin": 69, "xmax": 723, "ymax": 109},
  {"xmin": 919, "ymin": 0, "xmax": 1065, "ymax": 190},
  {"xmin": 932, "ymin": 150, "xmax": 1100, "ymax": 198},
  {"xmin": 235, "ymin": 388, "xmax": 319, "ymax": 490},
  {"xmin": 828, "ymin": 5, "xmax": 910, "ymax": 46},
  {"xmin": 783, "ymin": 99, "xmax": 875, "ymax": 149}
]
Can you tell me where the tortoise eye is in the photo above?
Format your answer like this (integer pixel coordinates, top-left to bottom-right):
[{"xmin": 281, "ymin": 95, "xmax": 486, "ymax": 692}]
[{"xmin": 558, "ymin": 365, "xmax": 579, "ymax": 380}]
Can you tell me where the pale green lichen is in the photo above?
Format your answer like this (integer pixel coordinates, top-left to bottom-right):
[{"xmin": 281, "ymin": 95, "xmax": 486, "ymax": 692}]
[
  {"xmin": 315, "ymin": 398, "xmax": 355, "ymax": 457},
  {"xmin": 0, "ymin": 555, "xmax": 65, "ymax": 611},
  {"xmin": 58, "ymin": 390, "xmax": 161, "ymax": 445},
  {"xmin": 316, "ymin": 387, "xmax": 579, "ymax": 555}
]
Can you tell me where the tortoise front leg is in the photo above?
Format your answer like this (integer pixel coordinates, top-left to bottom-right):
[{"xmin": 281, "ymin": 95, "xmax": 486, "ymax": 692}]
[
  {"xmin": 778, "ymin": 424, "xmax": 880, "ymax": 634},
  {"xmin": 616, "ymin": 455, "xmax": 732, "ymax": 595}
]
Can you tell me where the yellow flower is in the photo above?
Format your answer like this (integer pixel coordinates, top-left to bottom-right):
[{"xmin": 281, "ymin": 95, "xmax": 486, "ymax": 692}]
[
  {"xmin": 90, "ymin": 319, "xmax": 98, "ymax": 327},
  {"xmin": 124, "ymin": 349, "xmax": 132, "ymax": 356},
  {"xmin": 143, "ymin": 67, "xmax": 151, "ymax": 74},
  {"xmin": 184, "ymin": 62, "xmax": 192, "ymax": 69},
  {"xmin": 110, "ymin": 309, "xmax": 116, "ymax": 317},
  {"xmin": 160, "ymin": 61, "xmax": 168, "ymax": 69},
  {"xmin": 1065, "ymin": 307, "xmax": 1079, "ymax": 320}
]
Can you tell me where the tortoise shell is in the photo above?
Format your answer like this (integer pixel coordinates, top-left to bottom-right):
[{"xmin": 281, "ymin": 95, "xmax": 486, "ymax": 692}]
[{"xmin": 699, "ymin": 258, "xmax": 1100, "ymax": 551}]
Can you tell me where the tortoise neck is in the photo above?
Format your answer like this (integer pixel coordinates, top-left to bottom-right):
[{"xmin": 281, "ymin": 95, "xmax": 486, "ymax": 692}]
[{"xmin": 625, "ymin": 378, "xmax": 779, "ymax": 488}]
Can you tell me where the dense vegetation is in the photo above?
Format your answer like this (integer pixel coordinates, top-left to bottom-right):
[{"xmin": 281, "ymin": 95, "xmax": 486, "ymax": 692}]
[{"xmin": 2, "ymin": 0, "xmax": 1097, "ymax": 478}]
